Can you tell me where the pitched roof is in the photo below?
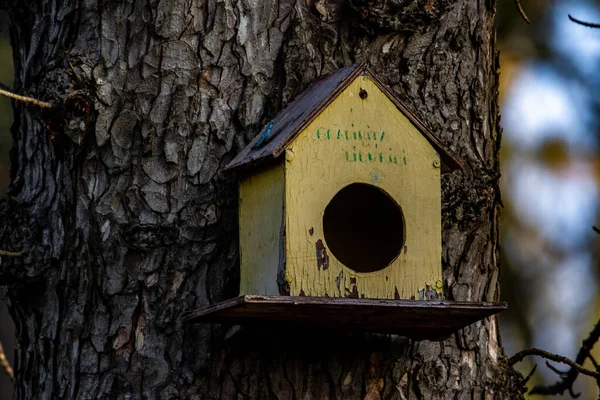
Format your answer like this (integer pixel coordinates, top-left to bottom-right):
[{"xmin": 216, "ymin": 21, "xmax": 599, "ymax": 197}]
[{"xmin": 225, "ymin": 63, "xmax": 462, "ymax": 173}]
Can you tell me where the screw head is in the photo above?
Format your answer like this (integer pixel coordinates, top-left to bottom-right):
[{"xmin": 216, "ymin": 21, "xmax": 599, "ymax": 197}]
[
  {"xmin": 286, "ymin": 149, "xmax": 295, "ymax": 162},
  {"xmin": 433, "ymin": 159, "xmax": 441, "ymax": 168}
]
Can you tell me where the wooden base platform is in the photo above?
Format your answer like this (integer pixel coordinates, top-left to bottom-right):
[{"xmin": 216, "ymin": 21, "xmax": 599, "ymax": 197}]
[{"xmin": 183, "ymin": 295, "xmax": 507, "ymax": 340}]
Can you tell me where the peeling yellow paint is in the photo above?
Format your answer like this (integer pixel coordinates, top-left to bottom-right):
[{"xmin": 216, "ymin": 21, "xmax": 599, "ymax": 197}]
[
  {"xmin": 285, "ymin": 77, "xmax": 442, "ymax": 299},
  {"xmin": 370, "ymin": 168, "xmax": 384, "ymax": 185},
  {"xmin": 285, "ymin": 148, "xmax": 295, "ymax": 162},
  {"xmin": 239, "ymin": 164, "xmax": 285, "ymax": 295}
]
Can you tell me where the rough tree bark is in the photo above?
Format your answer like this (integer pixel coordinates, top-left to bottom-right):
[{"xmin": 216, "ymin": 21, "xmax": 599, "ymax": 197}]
[{"xmin": 0, "ymin": 0, "xmax": 525, "ymax": 398}]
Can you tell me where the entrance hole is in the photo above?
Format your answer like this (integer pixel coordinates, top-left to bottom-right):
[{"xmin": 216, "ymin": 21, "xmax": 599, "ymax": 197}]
[{"xmin": 322, "ymin": 183, "xmax": 405, "ymax": 273}]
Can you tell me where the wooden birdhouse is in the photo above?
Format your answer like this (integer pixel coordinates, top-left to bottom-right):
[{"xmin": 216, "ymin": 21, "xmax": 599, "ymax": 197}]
[
  {"xmin": 184, "ymin": 64, "xmax": 506, "ymax": 339},
  {"xmin": 227, "ymin": 63, "xmax": 462, "ymax": 301}
]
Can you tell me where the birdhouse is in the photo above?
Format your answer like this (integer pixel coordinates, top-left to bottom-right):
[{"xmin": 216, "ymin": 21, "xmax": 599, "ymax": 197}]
[
  {"xmin": 227, "ymin": 63, "xmax": 461, "ymax": 301},
  {"xmin": 184, "ymin": 64, "xmax": 506, "ymax": 339}
]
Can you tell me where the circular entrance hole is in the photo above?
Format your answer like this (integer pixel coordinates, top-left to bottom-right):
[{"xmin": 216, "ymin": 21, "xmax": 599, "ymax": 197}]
[{"xmin": 322, "ymin": 183, "xmax": 405, "ymax": 273}]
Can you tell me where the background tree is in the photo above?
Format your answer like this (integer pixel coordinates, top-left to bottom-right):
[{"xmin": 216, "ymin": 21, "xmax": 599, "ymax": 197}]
[{"xmin": 0, "ymin": 0, "xmax": 525, "ymax": 398}]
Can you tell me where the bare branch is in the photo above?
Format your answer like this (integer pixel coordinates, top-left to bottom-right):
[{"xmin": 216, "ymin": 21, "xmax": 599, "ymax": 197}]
[
  {"xmin": 521, "ymin": 363, "xmax": 538, "ymax": 385},
  {"xmin": 508, "ymin": 348, "xmax": 600, "ymax": 379},
  {"xmin": 515, "ymin": 0, "xmax": 531, "ymax": 24},
  {"xmin": 0, "ymin": 341, "xmax": 13, "ymax": 382},
  {"xmin": 0, "ymin": 80, "xmax": 13, "ymax": 92},
  {"xmin": 568, "ymin": 14, "xmax": 600, "ymax": 28},
  {"xmin": 0, "ymin": 87, "xmax": 53, "ymax": 109},
  {"xmin": 529, "ymin": 319, "xmax": 600, "ymax": 396},
  {"xmin": 593, "ymin": 226, "xmax": 599, "ymax": 234},
  {"xmin": 0, "ymin": 250, "xmax": 22, "ymax": 257},
  {"xmin": 545, "ymin": 360, "xmax": 568, "ymax": 376}
]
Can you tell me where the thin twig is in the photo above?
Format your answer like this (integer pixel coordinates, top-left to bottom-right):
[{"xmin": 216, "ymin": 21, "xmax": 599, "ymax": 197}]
[
  {"xmin": 529, "ymin": 318, "xmax": 600, "ymax": 396},
  {"xmin": 568, "ymin": 14, "xmax": 600, "ymax": 29},
  {"xmin": 0, "ymin": 80, "xmax": 12, "ymax": 92},
  {"xmin": 68, "ymin": 60, "xmax": 81, "ymax": 84},
  {"xmin": 0, "ymin": 87, "xmax": 53, "ymax": 109},
  {"xmin": 508, "ymin": 348, "xmax": 600, "ymax": 379},
  {"xmin": 0, "ymin": 341, "xmax": 13, "ymax": 382},
  {"xmin": 545, "ymin": 360, "xmax": 568, "ymax": 375},
  {"xmin": 515, "ymin": 0, "xmax": 531, "ymax": 24},
  {"xmin": 521, "ymin": 363, "xmax": 538, "ymax": 385},
  {"xmin": 0, "ymin": 250, "xmax": 21, "ymax": 257}
]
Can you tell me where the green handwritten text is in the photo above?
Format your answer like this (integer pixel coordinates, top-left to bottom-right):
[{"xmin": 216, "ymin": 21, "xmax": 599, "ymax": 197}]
[{"xmin": 316, "ymin": 127, "xmax": 406, "ymax": 166}]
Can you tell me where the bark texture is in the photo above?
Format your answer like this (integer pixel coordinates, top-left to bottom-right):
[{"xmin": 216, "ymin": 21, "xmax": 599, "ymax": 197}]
[{"xmin": 0, "ymin": 0, "xmax": 525, "ymax": 398}]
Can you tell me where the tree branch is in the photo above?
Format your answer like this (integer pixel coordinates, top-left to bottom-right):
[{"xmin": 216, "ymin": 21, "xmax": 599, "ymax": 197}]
[
  {"xmin": 0, "ymin": 80, "xmax": 13, "ymax": 92},
  {"xmin": 515, "ymin": 0, "xmax": 531, "ymax": 24},
  {"xmin": 0, "ymin": 87, "xmax": 53, "ymax": 108},
  {"xmin": 520, "ymin": 363, "xmax": 537, "ymax": 385},
  {"xmin": 0, "ymin": 250, "xmax": 22, "ymax": 257},
  {"xmin": 508, "ymin": 348, "xmax": 600, "ymax": 379},
  {"xmin": 528, "ymin": 319, "xmax": 600, "ymax": 396},
  {"xmin": 568, "ymin": 14, "xmax": 600, "ymax": 28},
  {"xmin": 0, "ymin": 341, "xmax": 13, "ymax": 382}
]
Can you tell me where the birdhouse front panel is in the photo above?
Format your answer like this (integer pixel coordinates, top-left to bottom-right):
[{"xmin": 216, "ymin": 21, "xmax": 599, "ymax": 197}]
[{"xmin": 283, "ymin": 76, "xmax": 443, "ymax": 300}]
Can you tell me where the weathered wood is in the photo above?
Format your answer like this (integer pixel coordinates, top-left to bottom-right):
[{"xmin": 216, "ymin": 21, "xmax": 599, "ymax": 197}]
[
  {"xmin": 237, "ymin": 73, "xmax": 445, "ymax": 300},
  {"xmin": 225, "ymin": 65, "xmax": 362, "ymax": 171},
  {"xmin": 284, "ymin": 75, "xmax": 443, "ymax": 299},
  {"xmin": 226, "ymin": 64, "xmax": 462, "ymax": 173},
  {"xmin": 183, "ymin": 295, "xmax": 507, "ymax": 340},
  {"xmin": 239, "ymin": 163, "xmax": 285, "ymax": 295}
]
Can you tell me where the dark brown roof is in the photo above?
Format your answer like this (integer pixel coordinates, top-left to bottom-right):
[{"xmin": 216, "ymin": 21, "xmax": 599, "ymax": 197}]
[{"xmin": 225, "ymin": 63, "xmax": 462, "ymax": 173}]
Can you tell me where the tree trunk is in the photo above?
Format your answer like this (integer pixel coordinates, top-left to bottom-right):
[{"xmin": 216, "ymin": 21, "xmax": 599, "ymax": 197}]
[{"xmin": 0, "ymin": 0, "xmax": 525, "ymax": 398}]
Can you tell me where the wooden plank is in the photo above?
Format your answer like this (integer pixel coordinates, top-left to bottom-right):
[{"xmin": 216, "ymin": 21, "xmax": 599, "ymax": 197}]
[
  {"xmin": 225, "ymin": 65, "xmax": 364, "ymax": 171},
  {"xmin": 238, "ymin": 163, "xmax": 285, "ymax": 296},
  {"xmin": 183, "ymin": 296, "xmax": 507, "ymax": 340},
  {"xmin": 284, "ymin": 76, "xmax": 442, "ymax": 300}
]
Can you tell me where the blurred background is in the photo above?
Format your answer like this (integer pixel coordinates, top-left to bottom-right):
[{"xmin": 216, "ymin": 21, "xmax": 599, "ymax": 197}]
[
  {"xmin": 497, "ymin": 0, "xmax": 600, "ymax": 398},
  {"xmin": 0, "ymin": 0, "xmax": 599, "ymax": 399}
]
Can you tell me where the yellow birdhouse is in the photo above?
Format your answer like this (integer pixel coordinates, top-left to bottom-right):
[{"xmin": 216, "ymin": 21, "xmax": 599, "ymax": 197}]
[
  {"xmin": 184, "ymin": 64, "xmax": 506, "ymax": 340},
  {"xmin": 226, "ymin": 63, "xmax": 461, "ymax": 301}
]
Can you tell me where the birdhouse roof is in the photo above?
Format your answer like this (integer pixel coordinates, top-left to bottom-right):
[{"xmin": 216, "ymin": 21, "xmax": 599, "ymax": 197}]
[{"xmin": 225, "ymin": 63, "xmax": 462, "ymax": 173}]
